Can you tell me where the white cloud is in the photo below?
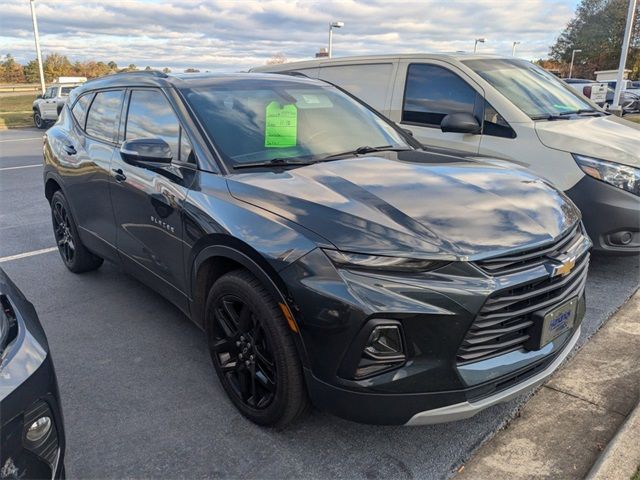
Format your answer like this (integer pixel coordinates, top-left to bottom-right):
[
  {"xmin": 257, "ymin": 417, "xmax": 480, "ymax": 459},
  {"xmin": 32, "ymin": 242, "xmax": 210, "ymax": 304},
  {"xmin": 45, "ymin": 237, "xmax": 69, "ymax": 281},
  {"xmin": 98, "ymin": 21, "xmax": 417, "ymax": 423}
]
[{"xmin": 0, "ymin": 0, "xmax": 575, "ymax": 72}]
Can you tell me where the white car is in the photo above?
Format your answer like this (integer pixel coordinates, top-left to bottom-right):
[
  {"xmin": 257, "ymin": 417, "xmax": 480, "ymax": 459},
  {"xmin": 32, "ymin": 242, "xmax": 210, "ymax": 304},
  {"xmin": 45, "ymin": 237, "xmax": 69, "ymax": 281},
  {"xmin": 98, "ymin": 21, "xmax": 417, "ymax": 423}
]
[
  {"xmin": 253, "ymin": 54, "xmax": 640, "ymax": 254},
  {"xmin": 32, "ymin": 77, "xmax": 86, "ymax": 129}
]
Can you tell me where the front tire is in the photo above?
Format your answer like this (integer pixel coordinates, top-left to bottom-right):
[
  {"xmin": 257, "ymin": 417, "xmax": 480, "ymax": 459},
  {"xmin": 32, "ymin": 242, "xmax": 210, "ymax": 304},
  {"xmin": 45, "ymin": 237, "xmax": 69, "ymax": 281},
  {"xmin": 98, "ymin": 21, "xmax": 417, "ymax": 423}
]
[
  {"xmin": 205, "ymin": 270, "xmax": 309, "ymax": 428},
  {"xmin": 33, "ymin": 110, "xmax": 46, "ymax": 129},
  {"xmin": 50, "ymin": 191, "xmax": 103, "ymax": 273}
]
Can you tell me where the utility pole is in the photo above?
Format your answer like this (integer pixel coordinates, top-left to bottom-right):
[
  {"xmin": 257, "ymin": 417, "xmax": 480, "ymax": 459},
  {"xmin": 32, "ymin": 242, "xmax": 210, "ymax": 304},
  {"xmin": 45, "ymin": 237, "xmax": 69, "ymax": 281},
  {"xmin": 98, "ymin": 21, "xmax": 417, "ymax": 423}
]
[
  {"xmin": 612, "ymin": 0, "xmax": 637, "ymax": 111},
  {"xmin": 512, "ymin": 41, "xmax": 521, "ymax": 56},
  {"xmin": 29, "ymin": 0, "xmax": 46, "ymax": 95},
  {"xmin": 568, "ymin": 49, "xmax": 582, "ymax": 78},
  {"xmin": 328, "ymin": 21, "xmax": 344, "ymax": 58}
]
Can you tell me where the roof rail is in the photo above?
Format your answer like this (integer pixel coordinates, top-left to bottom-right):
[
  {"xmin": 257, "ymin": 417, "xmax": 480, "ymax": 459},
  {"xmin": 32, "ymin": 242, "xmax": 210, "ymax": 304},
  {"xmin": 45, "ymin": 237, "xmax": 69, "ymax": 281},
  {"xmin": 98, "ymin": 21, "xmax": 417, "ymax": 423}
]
[{"xmin": 110, "ymin": 70, "xmax": 168, "ymax": 78}]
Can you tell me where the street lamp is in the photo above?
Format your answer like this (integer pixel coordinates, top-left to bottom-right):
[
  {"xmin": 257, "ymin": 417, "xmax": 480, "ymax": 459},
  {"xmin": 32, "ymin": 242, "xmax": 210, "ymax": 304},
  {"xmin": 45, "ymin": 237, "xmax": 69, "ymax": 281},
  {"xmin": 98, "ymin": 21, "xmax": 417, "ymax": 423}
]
[
  {"xmin": 29, "ymin": 0, "xmax": 46, "ymax": 95},
  {"xmin": 473, "ymin": 38, "xmax": 486, "ymax": 54},
  {"xmin": 328, "ymin": 21, "xmax": 344, "ymax": 58},
  {"xmin": 512, "ymin": 41, "xmax": 521, "ymax": 56},
  {"xmin": 569, "ymin": 49, "xmax": 582, "ymax": 79}
]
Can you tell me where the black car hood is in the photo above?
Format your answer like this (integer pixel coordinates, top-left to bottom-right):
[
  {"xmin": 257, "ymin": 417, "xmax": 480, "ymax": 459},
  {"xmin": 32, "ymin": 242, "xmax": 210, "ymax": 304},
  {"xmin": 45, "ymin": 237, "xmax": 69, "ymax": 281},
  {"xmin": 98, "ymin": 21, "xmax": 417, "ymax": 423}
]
[{"xmin": 227, "ymin": 152, "xmax": 580, "ymax": 260}]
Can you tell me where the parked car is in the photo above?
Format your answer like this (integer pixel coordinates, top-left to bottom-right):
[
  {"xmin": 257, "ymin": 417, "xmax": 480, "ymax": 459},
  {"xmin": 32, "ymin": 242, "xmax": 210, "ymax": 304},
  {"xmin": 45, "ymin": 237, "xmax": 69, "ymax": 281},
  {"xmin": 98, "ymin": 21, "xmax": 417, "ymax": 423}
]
[
  {"xmin": 33, "ymin": 77, "xmax": 87, "ymax": 129},
  {"xmin": 604, "ymin": 87, "xmax": 640, "ymax": 115},
  {"xmin": 254, "ymin": 55, "xmax": 640, "ymax": 254},
  {"xmin": 43, "ymin": 70, "xmax": 591, "ymax": 427},
  {"xmin": 0, "ymin": 268, "xmax": 65, "ymax": 478},
  {"xmin": 605, "ymin": 79, "xmax": 640, "ymax": 96},
  {"xmin": 563, "ymin": 78, "xmax": 608, "ymax": 106}
]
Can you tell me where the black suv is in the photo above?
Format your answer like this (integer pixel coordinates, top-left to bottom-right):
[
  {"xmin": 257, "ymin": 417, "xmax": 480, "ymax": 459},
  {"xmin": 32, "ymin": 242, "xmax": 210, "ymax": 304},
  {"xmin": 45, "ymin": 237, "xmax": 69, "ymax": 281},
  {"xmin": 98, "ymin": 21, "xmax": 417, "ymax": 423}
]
[{"xmin": 43, "ymin": 71, "xmax": 591, "ymax": 427}]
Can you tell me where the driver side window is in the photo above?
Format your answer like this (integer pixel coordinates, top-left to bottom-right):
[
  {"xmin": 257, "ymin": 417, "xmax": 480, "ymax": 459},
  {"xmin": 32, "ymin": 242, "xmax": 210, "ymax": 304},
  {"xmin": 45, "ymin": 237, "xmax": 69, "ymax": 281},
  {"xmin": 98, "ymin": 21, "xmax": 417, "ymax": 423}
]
[{"xmin": 125, "ymin": 89, "xmax": 194, "ymax": 164}]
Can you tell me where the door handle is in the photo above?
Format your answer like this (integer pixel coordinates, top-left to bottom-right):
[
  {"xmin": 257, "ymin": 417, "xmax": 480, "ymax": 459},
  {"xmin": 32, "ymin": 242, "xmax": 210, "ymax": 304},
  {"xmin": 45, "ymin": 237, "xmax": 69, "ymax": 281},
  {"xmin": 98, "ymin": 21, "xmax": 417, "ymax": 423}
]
[
  {"xmin": 63, "ymin": 145, "xmax": 77, "ymax": 155},
  {"xmin": 112, "ymin": 168, "xmax": 127, "ymax": 182}
]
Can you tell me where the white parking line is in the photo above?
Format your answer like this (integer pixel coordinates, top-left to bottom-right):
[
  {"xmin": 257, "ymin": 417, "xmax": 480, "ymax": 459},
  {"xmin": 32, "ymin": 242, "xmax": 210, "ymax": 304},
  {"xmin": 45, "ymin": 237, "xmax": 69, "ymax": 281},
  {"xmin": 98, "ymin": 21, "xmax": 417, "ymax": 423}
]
[
  {"xmin": 0, "ymin": 137, "xmax": 42, "ymax": 143},
  {"xmin": 0, "ymin": 164, "xmax": 42, "ymax": 171},
  {"xmin": 0, "ymin": 247, "xmax": 57, "ymax": 263}
]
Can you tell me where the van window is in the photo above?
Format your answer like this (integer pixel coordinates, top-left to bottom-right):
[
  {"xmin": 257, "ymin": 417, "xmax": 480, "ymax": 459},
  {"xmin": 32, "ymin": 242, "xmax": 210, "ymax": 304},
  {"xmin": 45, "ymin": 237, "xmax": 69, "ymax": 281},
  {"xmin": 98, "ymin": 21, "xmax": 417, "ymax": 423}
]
[
  {"xmin": 71, "ymin": 93, "xmax": 92, "ymax": 129},
  {"xmin": 483, "ymin": 101, "xmax": 515, "ymax": 138},
  {"xmin": 85, "ymin": 90, "xmax": 124, "ymax": 142},
  {"xmin": 318, "ymin": 63, "xmax": 394, "ymax": 112},
  {"xmin": 402, "ymin": 64, "xmax": 478, "ymax": 126},
  {"xmin": 125, "ymin": 89, "xmax": 193, "ymax": 163}
]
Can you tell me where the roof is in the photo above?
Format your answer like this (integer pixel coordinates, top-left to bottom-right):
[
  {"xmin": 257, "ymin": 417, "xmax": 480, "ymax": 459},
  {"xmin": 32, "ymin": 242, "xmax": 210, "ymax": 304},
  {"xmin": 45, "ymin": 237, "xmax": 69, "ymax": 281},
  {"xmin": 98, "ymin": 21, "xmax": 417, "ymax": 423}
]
[
  {"xmin": 251, "ymin": 53, "xmax": 517, "ymax": 72},
  {"xmin": 71, "ymin": 70, "xmax": 325, "ymax": 98}
]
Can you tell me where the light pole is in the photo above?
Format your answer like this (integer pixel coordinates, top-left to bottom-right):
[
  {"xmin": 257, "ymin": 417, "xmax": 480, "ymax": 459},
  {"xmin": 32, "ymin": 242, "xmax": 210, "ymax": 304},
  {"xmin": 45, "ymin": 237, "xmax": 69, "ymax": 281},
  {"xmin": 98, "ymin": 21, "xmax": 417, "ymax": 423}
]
[
  {"xmin": 612, "ymin": 0, "xmax": 637, "ymax": 111},
  {"xmin": 512, "ymin": 41, "xmax": 521, "ymax": 56},
  {"xmin": 568, "ymin": 49, "xmax": 582, "ymax": 79},
  {"xmin": 29, "ymin": 0, "xmax": 46, "ymax": 95},
  {"xmin": 473, "ymin": 38, "xmax": 486, "ymax": 53},
  {"xmin": 328, "ymin": 21, "xmax": 344, "ymax": 58}
]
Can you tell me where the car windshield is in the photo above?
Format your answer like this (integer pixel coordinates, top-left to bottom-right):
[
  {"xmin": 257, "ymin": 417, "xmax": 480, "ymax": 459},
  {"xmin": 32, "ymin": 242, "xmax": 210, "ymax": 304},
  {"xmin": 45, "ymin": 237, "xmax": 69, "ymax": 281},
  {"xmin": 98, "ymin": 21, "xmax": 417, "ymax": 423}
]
[
  {"xmin": 183, "ymin": 77, "xmax": 410, "ymax": 166},
  {"xmin": 462, "ymin": 58, "xmax": 596, "ymax": 119}
]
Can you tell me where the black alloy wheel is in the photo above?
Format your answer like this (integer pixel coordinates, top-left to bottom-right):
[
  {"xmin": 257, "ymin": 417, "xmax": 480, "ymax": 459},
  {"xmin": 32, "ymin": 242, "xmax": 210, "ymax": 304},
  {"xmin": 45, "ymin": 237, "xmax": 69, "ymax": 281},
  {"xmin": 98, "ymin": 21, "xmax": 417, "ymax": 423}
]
[
  {"xmin": 50, "ymin": 191, "xmax": 103, "ymax": 273},
  {"xmin": 34, "ymin": 111, "xmax": 45, "ymax": 129},
  {"xmin": 52, "ymin": 198, "xmax": 75, "ymax": 265},
  {"xmin": 206, "ymin": 270, "xmax": 309, "ymax": 427},
  {"xmin": 211, "ymin": 294, "xmax": 277, "ymax": 410}
]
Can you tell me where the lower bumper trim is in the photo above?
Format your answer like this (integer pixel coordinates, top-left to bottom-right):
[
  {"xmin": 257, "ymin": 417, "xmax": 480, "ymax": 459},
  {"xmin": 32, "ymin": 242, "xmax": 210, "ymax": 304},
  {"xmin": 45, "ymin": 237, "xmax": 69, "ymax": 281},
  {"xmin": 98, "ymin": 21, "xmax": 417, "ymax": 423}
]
[{"xmin": 405, "ymin": 326, "xmax": 581, "ymax": 425}]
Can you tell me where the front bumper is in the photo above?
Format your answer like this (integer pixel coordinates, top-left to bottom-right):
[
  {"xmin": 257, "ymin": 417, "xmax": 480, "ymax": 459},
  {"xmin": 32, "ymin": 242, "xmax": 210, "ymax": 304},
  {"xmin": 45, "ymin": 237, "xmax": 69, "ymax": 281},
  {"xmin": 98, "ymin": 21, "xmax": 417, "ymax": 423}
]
[
  {"xmin": 566, "ymin": 174, "xmax": 640, "ymax": 254},
  {"xmin": 282, "ymin": 230, "xmax": 590, "ymax": 425},
  {"xmin": 406, "ymin": 326, "xmax": 580, "ymax": 425}
]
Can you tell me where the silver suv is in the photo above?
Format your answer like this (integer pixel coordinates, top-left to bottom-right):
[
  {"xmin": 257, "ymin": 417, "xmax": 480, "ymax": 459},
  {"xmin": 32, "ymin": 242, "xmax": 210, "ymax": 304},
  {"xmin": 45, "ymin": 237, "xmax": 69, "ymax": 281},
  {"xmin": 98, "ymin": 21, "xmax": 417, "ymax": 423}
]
[{"xmin": 32, "ymin": 77, "xmax": 86, "ymax": 129}]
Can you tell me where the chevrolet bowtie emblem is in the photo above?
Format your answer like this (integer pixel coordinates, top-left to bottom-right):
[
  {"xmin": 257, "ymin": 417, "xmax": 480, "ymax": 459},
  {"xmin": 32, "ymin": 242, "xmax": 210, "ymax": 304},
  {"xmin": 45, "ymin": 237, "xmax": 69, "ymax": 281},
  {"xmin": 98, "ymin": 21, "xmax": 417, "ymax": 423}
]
[{"xmin": 550, "ymin": 255, "xmax": 576, "ymax": 277}]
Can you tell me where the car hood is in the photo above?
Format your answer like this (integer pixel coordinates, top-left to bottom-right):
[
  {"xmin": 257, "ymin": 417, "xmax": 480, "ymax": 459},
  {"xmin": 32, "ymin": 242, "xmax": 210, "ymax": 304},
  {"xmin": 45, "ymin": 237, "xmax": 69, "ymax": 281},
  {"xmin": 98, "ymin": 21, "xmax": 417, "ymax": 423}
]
[
  {"xmin": 535, "ymin": 115, "xmax": 640, "ymax": 168},
  {"xmin": 227, "ymin": 152, "xmax": 580, "ymax": 260}
]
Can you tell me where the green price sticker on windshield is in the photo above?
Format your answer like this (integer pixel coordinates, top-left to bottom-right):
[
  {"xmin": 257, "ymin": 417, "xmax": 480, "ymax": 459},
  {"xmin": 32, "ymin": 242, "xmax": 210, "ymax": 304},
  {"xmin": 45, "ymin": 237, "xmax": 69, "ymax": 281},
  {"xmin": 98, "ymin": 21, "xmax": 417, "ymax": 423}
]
[{"xmin": 265, "ymin": 101, "xmax": 297, "ymax": 148}]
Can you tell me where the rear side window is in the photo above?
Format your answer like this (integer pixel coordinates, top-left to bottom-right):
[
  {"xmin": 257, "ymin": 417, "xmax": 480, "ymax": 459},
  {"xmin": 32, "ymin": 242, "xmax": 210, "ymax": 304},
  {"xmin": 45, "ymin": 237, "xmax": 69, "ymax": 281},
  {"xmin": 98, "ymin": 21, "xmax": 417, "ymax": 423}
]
[
  {"xmin": 71, "ymin": 94, "xmax": 92, "ymax": 128},
  {"xmin": 126, "ymin": 89, "xmax": 192, "ymax": 163},
  {"xmin": 403, "ymin": 64, "xmax": 478, "ymax": 126},
  {"xmin": 85, "ymin": 90, "xmax": 124, "ymax": 142}
]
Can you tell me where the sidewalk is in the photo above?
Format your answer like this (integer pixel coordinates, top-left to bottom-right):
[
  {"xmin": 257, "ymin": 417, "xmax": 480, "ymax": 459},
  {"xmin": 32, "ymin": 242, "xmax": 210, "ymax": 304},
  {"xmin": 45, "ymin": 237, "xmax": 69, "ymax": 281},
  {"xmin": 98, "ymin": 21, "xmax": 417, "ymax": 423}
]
[{"xmin": 456, "ymin": 290, "xmax": 640, "ymax": 480}]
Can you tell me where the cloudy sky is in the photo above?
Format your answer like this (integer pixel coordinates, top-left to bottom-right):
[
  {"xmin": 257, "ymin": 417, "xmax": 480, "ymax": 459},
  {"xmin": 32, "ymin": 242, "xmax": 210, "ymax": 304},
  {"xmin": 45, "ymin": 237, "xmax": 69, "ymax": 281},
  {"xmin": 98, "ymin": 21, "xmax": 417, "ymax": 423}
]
[{"xmin": 1, "ymin": 0, "xmax": 579, "ymax": 72}]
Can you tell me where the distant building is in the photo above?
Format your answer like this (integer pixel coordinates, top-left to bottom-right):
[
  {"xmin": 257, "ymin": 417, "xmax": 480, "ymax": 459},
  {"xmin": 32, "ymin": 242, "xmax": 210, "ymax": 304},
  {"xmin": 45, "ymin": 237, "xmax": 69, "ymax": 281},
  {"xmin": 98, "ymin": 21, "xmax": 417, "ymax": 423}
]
[
  {"xmin": 594, "ymin": 69, "xmax": 631, "ymax": 82},
  {"xmin": 315, "ymin": 48, "xmax": 329, "ymax": 58}
]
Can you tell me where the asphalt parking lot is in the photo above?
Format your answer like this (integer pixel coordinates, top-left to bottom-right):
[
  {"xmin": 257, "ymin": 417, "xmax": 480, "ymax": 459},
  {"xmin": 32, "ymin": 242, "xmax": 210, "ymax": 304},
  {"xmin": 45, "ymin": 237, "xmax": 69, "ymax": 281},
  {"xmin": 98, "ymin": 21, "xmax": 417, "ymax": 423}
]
[{"xmin": 1, "ymin": 127, "xmax": 639, "ymax": 479}]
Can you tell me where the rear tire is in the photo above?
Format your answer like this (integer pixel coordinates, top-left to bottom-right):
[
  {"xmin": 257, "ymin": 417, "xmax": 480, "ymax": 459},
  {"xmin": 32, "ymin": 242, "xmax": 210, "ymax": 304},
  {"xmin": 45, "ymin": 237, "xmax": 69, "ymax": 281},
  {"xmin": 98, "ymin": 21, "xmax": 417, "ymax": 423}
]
[
  {"xmin": 50, "ymin": 190, "xmax": 103, "ymax": 273},
  {"xmin": 33, "ymin": 110, "xmax": 46, "ymax": 129},
  {"xmin": 205, "ymin": 269, "xmax": 309, "ymax": 428}
]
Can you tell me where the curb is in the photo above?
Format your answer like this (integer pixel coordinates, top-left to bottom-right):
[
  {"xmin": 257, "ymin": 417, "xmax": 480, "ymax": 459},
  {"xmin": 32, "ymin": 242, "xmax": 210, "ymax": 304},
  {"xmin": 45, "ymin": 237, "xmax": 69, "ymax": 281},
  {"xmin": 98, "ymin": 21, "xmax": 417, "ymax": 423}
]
[{"xmin": 587, "ymin": 401, "xmax": 640, "ymax": 480}]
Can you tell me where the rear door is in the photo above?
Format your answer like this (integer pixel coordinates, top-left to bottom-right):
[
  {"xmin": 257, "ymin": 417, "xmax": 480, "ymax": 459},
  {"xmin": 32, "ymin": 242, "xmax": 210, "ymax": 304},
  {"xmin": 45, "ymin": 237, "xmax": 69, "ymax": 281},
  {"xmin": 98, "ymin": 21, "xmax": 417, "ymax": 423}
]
[
  {"xmin": 110, "ymin": 87, "xmax": 197, "ymax": 309},
  {"xmin": 61, "ymin": 89, "xmax": 124, "ymax": 261},
  {"xmin": 391, "ymin": 62, "xmax": 484, "ymax": 154}
]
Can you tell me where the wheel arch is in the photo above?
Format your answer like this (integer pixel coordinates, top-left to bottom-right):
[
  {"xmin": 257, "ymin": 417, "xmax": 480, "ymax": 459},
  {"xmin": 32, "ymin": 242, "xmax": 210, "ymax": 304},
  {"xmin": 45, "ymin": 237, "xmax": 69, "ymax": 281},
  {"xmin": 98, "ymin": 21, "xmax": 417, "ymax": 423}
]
[{"xmin": 190, "ymin": 236, "xmax": 310, "ymax": 367}]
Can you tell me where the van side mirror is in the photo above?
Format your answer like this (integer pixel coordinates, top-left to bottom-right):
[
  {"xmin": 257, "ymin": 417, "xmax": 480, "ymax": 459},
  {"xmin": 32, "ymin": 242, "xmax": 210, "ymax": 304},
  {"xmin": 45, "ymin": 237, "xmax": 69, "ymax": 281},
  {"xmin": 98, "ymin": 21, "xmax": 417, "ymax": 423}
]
[
  {"xmin": 36, "ymin": 94, "xmax": 43, "ymax": 100},
  {"xmin": 440, "ymin": 113, "xmax": 481, "ymax": 134},
  {"xmin": 120, "ymin": 138, "xmax": 172, "ymax": 165}
]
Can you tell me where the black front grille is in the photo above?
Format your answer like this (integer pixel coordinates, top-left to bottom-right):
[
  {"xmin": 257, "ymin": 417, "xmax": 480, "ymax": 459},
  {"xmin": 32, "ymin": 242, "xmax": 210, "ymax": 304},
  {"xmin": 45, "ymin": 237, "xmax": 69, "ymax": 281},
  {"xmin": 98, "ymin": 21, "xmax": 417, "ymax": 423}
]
[
  {"xmin": 458, "ymin": 230, "xmax": 590, "ymax": 364},
  {"xmin": 476, "ymin": 223, "xmax": 582, "ymax": 276}
]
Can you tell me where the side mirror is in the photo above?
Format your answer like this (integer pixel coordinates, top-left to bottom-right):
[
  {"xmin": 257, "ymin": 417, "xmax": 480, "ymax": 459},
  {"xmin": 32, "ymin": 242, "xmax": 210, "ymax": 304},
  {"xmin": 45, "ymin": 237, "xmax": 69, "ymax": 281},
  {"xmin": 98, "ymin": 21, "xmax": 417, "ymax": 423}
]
[
  {"xmin": 440, "ymin": 112, "xmax": 481, "ymax": 134},
  {"xmin": 36, "ymin": 94, "xmax": 43, "ymax": 100},
  {"xmin": 120, "ymin": 138, "xmax": 172, "ymax": 165}
]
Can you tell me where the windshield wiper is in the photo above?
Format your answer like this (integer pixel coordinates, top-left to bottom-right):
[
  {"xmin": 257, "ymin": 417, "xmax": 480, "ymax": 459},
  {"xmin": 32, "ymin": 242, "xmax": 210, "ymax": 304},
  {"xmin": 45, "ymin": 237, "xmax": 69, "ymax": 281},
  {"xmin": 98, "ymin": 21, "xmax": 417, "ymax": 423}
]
[
  {"xmin": 233, "ymin": 158, "xmax": 314, "ymax": 169},
  {"xmin": 558, "ymin": 109, "xmax": 603, "ymax": 116},
  {"xmin": 320, "ymin": 145, "xmax": 413, "ymax": 161},
  {"xmin": 531, "ymin": 114, "xmax": 572, "ymax": 121}
]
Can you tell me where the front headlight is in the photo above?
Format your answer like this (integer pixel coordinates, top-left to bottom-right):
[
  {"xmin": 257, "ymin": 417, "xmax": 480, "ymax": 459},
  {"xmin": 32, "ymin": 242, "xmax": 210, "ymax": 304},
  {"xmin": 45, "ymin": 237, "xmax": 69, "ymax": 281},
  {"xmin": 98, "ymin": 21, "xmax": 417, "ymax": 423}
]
[
  {"xmin": 323, "ymin": 249, "xmax": 448, "ymax": 272},
  {"xmin": 573, "ymin": 154, "xmax": 640, "ymax": 196}
]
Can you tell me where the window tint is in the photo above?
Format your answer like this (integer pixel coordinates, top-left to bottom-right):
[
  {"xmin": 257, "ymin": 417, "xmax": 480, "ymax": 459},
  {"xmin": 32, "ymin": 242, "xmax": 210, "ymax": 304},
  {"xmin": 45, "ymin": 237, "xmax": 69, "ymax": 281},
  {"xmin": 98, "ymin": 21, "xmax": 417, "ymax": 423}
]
[
  {"xmin": 71, "ymin": 94, "xmax": 92, "ymax": 128},
  {"xmin": 85, "ymin": 90, "xmax": 124, "ymax": 142},
  {"xmin": 126, "ymin": 89, "xmax": 180, "ymax": 160},
  {"xmin": 403, "ymin": 64, "xmax": 478, "ymax": 126}
]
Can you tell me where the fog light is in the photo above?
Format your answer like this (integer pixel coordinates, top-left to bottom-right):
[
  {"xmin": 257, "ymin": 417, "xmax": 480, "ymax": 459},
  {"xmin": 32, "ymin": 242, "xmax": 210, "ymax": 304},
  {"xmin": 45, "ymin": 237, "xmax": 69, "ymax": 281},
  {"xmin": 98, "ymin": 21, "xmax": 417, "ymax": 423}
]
[
  {"xmin": 365, "ymin": 325, "xmax": 404, "ymax": 359},
  {"xmin": 25, "ymin": 416, "xmax": 52, "ymax": 442}
]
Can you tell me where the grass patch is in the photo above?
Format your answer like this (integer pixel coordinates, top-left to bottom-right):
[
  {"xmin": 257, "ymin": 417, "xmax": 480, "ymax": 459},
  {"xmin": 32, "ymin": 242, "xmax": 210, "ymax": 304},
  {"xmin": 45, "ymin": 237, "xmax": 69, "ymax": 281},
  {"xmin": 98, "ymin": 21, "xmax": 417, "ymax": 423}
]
[
  {"xmin": 0, "ymin": 94, "xmax": 37, "ymax": 113},
  {"xmin": 0, "ymin": 112, "xmax": 33, "ymax": 129},
  {"xmin": 632, "ymin": 464, "xmax": 640, "ymax": 480},
  {"xmin": 625, "ymin": 115, "xmax": 640, "ymax": 124},
  {"xmin": 0, "ymin": 94, "xmax": 36, "ymax": 129}
]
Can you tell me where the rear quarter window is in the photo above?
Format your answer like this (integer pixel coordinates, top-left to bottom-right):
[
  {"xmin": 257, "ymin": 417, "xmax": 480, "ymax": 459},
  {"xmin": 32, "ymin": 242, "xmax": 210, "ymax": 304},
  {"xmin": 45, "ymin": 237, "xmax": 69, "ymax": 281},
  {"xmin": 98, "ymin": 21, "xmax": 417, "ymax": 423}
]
[
  {"xmin": 71, "ymin": 94, "xmax": 93, "ymax": 129},
  {"xmin": 85, "ymin": 90, "xmax": 124, "ymax": 142}
]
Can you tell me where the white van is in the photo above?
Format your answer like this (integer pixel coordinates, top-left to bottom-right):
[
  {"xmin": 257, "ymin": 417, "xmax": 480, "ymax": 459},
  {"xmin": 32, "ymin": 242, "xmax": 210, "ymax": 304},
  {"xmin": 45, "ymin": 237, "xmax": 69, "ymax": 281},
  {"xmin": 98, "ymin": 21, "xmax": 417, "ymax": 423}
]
[{"xmin": 253, "ymin": 54, "xmax": 640, "ymax": 254}]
